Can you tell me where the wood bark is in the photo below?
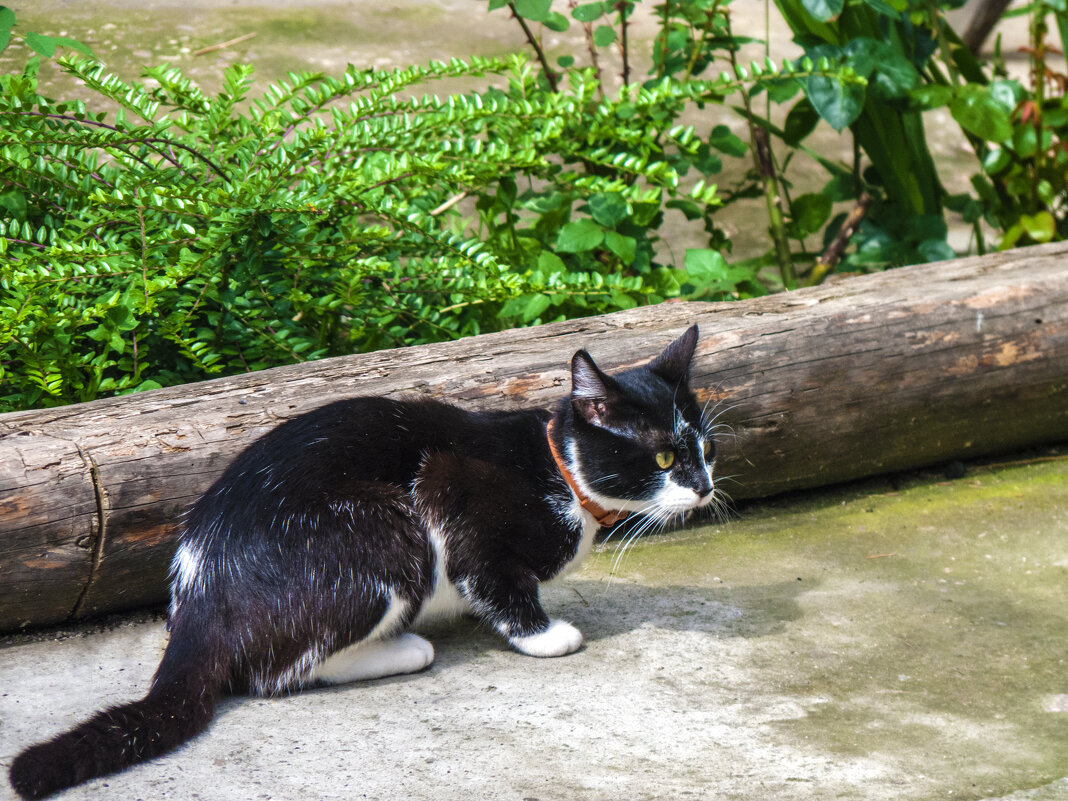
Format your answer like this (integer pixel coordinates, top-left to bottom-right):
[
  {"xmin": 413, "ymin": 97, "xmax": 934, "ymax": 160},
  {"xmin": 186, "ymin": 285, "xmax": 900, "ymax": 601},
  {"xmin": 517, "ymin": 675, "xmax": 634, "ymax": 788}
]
[{"xmin": 2, "ymin": 243, "xmax": 1067, "ymax": 633}]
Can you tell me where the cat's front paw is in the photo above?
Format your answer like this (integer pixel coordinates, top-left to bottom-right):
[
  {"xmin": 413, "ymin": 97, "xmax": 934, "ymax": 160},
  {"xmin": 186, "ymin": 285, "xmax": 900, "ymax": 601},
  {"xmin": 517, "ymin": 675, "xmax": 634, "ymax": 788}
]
[{"xmin": 510, "ymin": 620, "xmax": 583, "ymax": 658}]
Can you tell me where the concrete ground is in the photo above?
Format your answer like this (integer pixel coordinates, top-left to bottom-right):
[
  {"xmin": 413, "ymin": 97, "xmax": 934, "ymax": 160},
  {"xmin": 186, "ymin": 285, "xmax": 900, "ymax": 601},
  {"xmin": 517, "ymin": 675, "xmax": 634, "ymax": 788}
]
[{"xmin": 2, "ymin": 453, "xmax": 1066, "ymax": 801}]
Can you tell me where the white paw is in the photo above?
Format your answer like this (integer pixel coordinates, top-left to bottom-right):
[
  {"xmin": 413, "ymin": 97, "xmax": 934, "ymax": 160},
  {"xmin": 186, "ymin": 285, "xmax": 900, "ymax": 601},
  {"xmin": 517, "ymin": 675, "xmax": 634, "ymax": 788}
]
[
  {"xmin": 308, "ymin": 632, "xmax": 435, "ymax": 684},
  {"xmin": 394, "ymin": 632, "xmax": 436, "ymax": 673},
  {"xmin": 510, "ymin": 620, "xmax": 583, "ymax": 658}
]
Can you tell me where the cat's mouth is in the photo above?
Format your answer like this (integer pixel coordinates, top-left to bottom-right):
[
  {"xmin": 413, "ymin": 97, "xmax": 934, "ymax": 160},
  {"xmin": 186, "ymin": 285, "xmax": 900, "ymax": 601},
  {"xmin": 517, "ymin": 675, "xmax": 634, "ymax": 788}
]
[{"xmin": 652, "ymin": 478, "xmax": 715, "ymax": 515}]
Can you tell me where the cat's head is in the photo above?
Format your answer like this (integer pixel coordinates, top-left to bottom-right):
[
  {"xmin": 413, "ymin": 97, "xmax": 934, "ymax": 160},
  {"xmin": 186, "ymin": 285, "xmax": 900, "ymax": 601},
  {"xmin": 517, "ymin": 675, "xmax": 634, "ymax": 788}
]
[{"xmin": 556, "ymin": 324, "xmax": 716, "ymax": 521}]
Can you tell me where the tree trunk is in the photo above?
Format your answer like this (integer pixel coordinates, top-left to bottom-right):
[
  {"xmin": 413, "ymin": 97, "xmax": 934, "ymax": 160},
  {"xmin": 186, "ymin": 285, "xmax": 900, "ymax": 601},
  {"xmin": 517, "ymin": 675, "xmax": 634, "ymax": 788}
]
[{"xmin": 2, "ymin": 243, "xmax": 1067, "ymax": 633}]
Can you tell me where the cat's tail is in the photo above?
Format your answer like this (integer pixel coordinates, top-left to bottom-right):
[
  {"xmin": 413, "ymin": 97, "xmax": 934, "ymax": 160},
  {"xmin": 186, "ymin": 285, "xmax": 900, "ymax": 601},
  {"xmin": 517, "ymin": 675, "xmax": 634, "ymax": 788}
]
[{"xmin": 8, "ymin": 620, "xmax": 229, "ymax": 800}]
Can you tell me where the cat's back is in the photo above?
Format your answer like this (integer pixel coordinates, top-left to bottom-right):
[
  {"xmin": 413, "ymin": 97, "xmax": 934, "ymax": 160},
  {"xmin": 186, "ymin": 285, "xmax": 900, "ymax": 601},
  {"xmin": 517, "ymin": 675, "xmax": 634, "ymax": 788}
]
[{"xmin": 189, "ymin": 396, "xmax": 550, "ymax": 524}]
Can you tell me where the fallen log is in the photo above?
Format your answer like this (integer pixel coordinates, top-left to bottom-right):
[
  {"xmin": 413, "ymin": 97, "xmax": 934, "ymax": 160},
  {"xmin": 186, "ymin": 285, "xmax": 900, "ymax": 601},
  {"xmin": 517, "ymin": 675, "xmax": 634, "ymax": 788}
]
[{"xmin": 2, "ymin": 243, "xmax": 1067, "ymax": 633}]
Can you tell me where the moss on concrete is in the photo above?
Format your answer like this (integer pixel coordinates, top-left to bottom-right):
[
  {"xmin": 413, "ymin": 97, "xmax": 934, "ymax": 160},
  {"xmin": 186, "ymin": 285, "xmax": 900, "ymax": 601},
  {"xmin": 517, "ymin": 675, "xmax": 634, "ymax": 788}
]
[{"xmin": 582, "ymin": 456, "xmax": 1068, "ymax": 799}]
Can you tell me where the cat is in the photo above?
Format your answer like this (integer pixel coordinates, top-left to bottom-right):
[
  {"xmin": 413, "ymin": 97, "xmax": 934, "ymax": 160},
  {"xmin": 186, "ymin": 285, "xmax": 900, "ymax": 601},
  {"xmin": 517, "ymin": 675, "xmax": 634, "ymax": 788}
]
[{"xmin": 9, "ymin": 324, "xmax": 716, "ymax": 799}]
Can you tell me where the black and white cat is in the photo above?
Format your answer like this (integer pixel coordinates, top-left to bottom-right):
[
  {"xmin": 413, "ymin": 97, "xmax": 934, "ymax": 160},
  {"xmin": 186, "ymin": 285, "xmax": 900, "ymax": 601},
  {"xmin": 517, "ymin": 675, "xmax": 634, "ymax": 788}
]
[{"xmin": 9, "ymin": 324, "xmax": 716, "ymax": 799}]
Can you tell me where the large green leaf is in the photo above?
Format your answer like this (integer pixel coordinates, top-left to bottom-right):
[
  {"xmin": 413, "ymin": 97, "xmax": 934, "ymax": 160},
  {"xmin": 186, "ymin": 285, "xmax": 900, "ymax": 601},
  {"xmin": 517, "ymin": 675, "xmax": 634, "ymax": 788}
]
[
  {"xmin": 555, "ymin": 218, "xmax": 605, "ymax": 252},
  {"xmin": 683, "ymin": 249, "xmax": 754, "ymax": 295},
  {"xmin": 807, "ymin": 76, "xmax": 865, "ymax": 132},
  {"xmin": 604, "ymin": 231, "xmax": 636, "ymax": 262},
  {"xmin": 949, "ymin": 88, "xmax": 1013, "ymax": 143},
  {"xmin": 522, "ymin": 293, "xmax": 552, "ymax": 321},
  {"xmin": 684, "ymin": 248, "xmax": 730, "ymax": 285},
  {"xmin": 588, "ymin": 192, "xmax": 628, "ymax": 228}
]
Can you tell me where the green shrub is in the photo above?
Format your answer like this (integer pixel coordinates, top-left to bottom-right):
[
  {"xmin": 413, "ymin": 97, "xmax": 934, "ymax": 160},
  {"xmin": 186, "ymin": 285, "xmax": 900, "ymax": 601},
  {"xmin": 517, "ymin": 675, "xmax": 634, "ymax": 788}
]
[{"xmin": 0, "ymin": 7, "xmax": 866, "ymax": 411}]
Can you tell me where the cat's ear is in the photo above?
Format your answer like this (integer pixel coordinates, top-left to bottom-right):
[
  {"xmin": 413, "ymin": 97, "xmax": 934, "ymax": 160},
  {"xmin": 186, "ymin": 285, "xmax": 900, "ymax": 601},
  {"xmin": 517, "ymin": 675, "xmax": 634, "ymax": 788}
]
[
  {"xmin": 649, "ymin": 324, "xmax": 699, "ymax": 386},
  {"xmin": 570, "ymin": 350, "xmax": 620, "ymax": 428}
]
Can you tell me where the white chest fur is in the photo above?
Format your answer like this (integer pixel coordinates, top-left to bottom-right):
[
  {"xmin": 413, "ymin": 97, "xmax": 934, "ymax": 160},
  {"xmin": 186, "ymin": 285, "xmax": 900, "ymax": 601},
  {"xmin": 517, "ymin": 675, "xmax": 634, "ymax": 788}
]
[
  {"xmin": 551, "ymin": 496, "xmax": 600, "ymax": 580},
  {"xmin": 412, "ymin": 526, "xmax": 469, "ymax": 626}
]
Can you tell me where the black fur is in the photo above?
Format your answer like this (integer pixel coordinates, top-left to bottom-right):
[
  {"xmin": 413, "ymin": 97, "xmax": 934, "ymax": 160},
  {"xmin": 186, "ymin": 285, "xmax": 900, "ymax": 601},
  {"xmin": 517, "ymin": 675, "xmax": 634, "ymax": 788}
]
[{"xmin": 9, "ymin": 325, "xmax": 714, "ymax": 799}]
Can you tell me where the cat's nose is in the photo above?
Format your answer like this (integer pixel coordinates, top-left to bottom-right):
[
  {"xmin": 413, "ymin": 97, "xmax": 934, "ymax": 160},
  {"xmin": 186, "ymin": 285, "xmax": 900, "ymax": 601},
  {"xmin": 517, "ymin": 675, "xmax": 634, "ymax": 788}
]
[{"xmin": 694, "ymin": 482, "xmax": 713, "ymax": 500}]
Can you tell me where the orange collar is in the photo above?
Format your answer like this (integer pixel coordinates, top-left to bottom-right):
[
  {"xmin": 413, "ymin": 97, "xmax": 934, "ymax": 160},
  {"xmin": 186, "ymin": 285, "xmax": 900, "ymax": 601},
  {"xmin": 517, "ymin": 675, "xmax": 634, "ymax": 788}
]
[{"xmin": 546, "ymin": 419, "xmax": 630, "ymax": 528}]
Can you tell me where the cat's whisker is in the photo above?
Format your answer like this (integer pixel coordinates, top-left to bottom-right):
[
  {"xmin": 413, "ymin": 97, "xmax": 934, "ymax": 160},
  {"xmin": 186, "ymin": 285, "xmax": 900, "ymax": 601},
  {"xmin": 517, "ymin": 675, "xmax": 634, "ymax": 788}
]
[
  {"xmin": 606, "ymin": 501, "xmax": 682, "ymax": 578},
  {"xmin": 586, "ymin": 473, "xmax": 622, "ymax": 488},
  {"xmin": 603, "ymin": 503, "xmax": 659, "ymax": 565}
]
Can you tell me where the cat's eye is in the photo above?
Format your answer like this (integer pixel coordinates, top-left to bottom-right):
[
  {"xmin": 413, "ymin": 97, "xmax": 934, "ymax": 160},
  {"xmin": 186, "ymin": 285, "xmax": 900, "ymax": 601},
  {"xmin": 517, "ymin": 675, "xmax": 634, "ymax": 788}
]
[
  {"xmin": 701, "ymin": 440, "xmax": 712, "ymax": 459},
  {"xmin": 655, "ymin": 450, "xmax": 675, "ymax": 470}
]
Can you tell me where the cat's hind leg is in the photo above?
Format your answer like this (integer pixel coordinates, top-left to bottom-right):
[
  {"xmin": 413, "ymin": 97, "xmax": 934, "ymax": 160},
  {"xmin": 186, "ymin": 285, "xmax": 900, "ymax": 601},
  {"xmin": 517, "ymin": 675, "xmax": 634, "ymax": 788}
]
[{"xmin": 307, "ymin": 633, "xmax": 435, "ymax": 685}]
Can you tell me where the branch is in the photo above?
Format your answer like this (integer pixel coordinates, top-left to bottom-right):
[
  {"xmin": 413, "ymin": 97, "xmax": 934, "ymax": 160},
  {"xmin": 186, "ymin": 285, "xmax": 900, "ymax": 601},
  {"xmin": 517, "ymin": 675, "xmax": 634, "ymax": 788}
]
[
  {"xmin": 804, "ymin": 192, "xmax": 872, "ymax": 287},
  {"xmin": 192, "ymin": 32, "xmax": 256, "ymax": 57},
  {"xmin": 508, "ymin": 3, "xmax": 559, "ymax": 92}
]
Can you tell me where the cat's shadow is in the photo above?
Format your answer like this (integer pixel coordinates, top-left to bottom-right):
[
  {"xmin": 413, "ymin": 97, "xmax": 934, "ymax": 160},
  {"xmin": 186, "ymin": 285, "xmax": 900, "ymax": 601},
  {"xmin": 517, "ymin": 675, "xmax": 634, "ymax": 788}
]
[
  {"xmin": 208, "ymin": 577, "xmax": 810, "ymax": 722},
  {"xmin": 414, "ymin": 576, "xmax": 812, "ymax": 672}
]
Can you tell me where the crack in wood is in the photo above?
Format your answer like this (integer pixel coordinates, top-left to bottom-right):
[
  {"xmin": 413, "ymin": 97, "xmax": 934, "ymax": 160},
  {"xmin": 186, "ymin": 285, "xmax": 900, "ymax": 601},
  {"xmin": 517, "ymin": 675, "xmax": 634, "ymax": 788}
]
[{"xmin": 68, "ymin": 444, "xmax": 107, "ymax": 622}]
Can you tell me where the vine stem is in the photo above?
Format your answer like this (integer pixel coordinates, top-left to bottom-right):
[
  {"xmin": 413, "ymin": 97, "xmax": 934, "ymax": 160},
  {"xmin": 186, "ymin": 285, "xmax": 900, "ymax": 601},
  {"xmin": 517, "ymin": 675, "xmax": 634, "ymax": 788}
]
[
  {"xmin": 509, "ymin": 3, "xmax": 559, "ymax": 92},
  {"xmin": 568, "ymin": 0, "xmax": 604, "ymax": 99},
  {"xmin": 725, "ymin": 13, "xmax": 795, "ymax": 288}
]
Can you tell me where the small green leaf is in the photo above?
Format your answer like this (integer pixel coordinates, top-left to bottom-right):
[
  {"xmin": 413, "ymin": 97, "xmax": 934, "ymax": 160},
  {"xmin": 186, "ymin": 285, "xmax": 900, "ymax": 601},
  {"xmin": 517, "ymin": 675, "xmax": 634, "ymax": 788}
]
[
  {"xmin": 1020, "ymin": 211, "xmax": 1055, "ymax": 242},
  {"xmin": 24, "ymin": 31, "xmax": 57, "ymax": 58},
  {"xmin": 802, "ymin": 0, "xmax": 844, "ymax": 21},
  {"xmin": 592, "ymin": 24, "xmax": 617, "ymax": 47},
  {"xmin": 791, "ymin": 193, "xmax": 833, "ymax": 237},
  {"xmin": 692, "ymin": 144, "xmax": 722, "ymax": 176},
  {"xmin": 513, "ymin": 0, "xmax": 552, "ymax": 21},
  {"xmin": 52, "ymin": 36, "xmax": 96, "ymax": 57},
  {"xmin": 909, "ymin": 85, "xmax": 954, "ymax": 110},
  {"xmin": 571, "ymin": 2, "xmax": 604, "ymax": 22},
  {"xmin": 989, "ymin": 79, "xmax": 1023, "ymax": 110},
  {"xmin": 666, "ymin": 199, "xmax": 704, "ymax": 221},
  {"xmin": 860, "ymin": 0, "xmax": 901, "ymax": 17},
  {"xmin": 707, "ymin": 124, "xmax": 747, "ymax": 157},
  {"xmin": 765, "ymin": 78, "xmax": 802, "ymax": 104},
  {"xmin": 556, "ymin": 218, "xmax": 605, "ymax": 252},
  {"xmin": 0, "ymin": 6, "xmax": 12, "ymax": 50},
  {"xmin": 1012, "ymin": 123, "xmax": 1039, "ymax": 157},
  {"xmin": 543, "ymin": 11, "xmax": 570, "ymax": 31},
  {"xmin": 982, "ymin": 147, "xmax": 1011, "ymax": 174},
  {"xmin": 917, "ymin": 239, "xmax": 956, "ymax": 262},
  {"xmin": 905, "ymin": 215, "xmax": 948, "ymax": 242},
  {"xmin": 0, "ymin": 189, "xmax": 26, "ymax": 220},
  {"xmin": 783, "ymin": 97, "xmax": 820, "ymax": 145},
  {"xmin": 557, "ymin": 54, "xmax": 575, "ymax": 68},
  {"xmin": 588, "ymin": 192, "xmax": 628, "ymax": 227}
]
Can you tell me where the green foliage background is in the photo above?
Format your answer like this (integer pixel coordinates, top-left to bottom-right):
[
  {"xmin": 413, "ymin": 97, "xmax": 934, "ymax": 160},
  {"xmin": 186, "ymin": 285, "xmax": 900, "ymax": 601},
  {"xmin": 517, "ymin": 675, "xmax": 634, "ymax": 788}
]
[{"xmin": 2, "ymin": 0, "xmax": 1067, "ymax": 412}]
